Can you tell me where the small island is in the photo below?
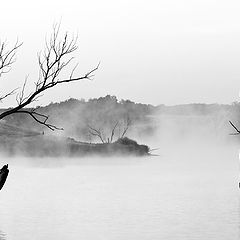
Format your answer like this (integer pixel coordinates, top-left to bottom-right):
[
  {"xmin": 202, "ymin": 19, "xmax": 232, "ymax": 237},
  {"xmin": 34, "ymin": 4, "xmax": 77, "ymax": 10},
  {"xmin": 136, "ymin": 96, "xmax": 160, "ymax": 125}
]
[
  {"xmin": 0, "ymin": 121, "xmax": 150, "ymax": 157},
  {"xmin": 0, "ymin": 95, "xmax": 154, "ymax": 157},
  {"xmin": 66, "ymin": 137, "xmax": 150, "ymax": 157}
]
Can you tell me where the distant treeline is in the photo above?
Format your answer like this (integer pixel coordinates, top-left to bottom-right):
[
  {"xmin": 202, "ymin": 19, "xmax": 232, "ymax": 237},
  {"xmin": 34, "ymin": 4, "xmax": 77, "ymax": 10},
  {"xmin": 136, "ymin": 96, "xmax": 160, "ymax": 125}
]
[
  {"xmin": 156, "ymin": 103, "xmax": 231, "ymax": 115},
  {"xmin": 0, "ymin": 95, "xmax": 156, "ymax": 142},
  {"xmin": 1, "ymin": 96, "xmax": 240, "ymax": 142}
]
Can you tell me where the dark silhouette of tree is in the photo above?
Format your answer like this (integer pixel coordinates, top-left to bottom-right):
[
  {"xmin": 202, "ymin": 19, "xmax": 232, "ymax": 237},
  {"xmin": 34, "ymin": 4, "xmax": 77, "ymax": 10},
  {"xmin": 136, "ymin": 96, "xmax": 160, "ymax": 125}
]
[{"xmin": 0, "ymin": 24, "xmax": 98, "ymax": 130}]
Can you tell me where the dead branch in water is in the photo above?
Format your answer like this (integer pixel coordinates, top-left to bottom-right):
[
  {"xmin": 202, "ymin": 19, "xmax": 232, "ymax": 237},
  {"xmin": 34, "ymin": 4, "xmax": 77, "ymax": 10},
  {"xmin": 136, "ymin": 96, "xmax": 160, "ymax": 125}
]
[{"xmin": 229, "ymin": 120, "xmax": 240, "ymax": 135}]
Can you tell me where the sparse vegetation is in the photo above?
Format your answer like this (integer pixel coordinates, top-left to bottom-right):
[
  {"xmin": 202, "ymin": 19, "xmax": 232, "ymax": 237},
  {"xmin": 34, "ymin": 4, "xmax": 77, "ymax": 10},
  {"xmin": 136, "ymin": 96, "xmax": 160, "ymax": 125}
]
[
  {"xmin": 1, "ymin": 95, "xmax": 155, "ymax": 141},
  {"xmin": 0, "ymin": 97, "xmax": 237, "ymax": 157}
]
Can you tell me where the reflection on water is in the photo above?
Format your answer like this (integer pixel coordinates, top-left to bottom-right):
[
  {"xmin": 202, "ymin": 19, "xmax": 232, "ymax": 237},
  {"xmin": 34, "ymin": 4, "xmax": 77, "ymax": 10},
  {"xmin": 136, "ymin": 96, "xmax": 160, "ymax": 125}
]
[
  {"xmin": 0, "ymin": 231, "xmax": 6, "ymax": 240},
  {"xmin": 0, "ymin": 143, "xmax": 238, "ymax": 240}
]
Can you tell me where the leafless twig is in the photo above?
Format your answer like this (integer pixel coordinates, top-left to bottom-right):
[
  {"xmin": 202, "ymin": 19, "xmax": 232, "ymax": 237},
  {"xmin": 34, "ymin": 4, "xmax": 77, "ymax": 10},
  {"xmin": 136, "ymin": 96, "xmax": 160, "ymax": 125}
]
[
  {"xmin": 87, "ymin": 125, "xmax": 105, "ymax": 143},
  {"xmin": 0, "ymin": 40, "xmax": 23, "ymax": 77},
  {"xmin": 15, "ymin": 109, "xmax": 64, "ymax": 131},
  {"xmin": 0, "ymin": 88, "xmax": 18, "ymax": 102},
  {"xmin": 121, "ymin": 117, "xmax": 131, "ymax": 138},
  {"xmin": 0, "ymin": 24, "xmax": 99, "ymax": 130},
  {"xmin": 110, "ymin": 122, "xmax": 118, "ymax": 143}
]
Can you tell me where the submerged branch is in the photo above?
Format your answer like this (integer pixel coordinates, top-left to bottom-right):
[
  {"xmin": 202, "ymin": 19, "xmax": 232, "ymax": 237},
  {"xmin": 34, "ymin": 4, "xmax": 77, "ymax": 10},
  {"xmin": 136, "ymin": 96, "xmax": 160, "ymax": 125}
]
[{"xmin": 229, "ymin": 120, "xmax": 240, "ymax": 135}]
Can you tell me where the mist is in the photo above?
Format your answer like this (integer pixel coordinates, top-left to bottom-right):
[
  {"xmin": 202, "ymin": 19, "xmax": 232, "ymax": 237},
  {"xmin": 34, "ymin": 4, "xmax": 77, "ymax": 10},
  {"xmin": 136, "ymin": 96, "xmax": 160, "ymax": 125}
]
[
  {"xmin": 1, "ymin": 0, "xmax": 240, "ymax": 237},
  {"xmin": 0, "ymin": 97, "xmax": 239, "ymax": 240},
  {"xmin": 0, "ymin": 96, "xmax": 239, "ymax": 159}
]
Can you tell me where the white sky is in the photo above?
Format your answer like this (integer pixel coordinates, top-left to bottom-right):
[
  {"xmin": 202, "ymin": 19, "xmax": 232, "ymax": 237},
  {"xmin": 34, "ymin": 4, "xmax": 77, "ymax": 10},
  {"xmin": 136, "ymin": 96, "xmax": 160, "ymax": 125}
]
[{"xmin": 0, "ymin": 0, "xmax": 240, "ymax": 106}]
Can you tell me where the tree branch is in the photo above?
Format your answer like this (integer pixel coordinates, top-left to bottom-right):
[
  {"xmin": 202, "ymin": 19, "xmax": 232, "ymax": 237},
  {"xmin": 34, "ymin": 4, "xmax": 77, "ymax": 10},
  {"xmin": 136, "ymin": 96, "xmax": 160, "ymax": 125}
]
[
  {"xmin": 229, "ymin": 120, "xmax": 240, "ymax": 135},
  {"xmin": 15, "ymin": 110, "xmax": 63, "ymax": 131},
  {"xmin": 110, "ymin": 121, "xmax": 118, "ymax": 143},
  {"xmin": 121, "ymin": 117, "xmax": 131, "ymax": 138},
  {"xmin": 0, "ymin": 24, "xmax": 99, "ymax": 130},
  {"xmin": 0, "ymin": 88, "xmax": 18, "ymax": 102},
  {"xmin": 0, "ymin": 40, "xmax": 23, "ymax": 77},
  {"xmin": 88, "ymin": 125, "xmax": 105, "ymax": 143}
]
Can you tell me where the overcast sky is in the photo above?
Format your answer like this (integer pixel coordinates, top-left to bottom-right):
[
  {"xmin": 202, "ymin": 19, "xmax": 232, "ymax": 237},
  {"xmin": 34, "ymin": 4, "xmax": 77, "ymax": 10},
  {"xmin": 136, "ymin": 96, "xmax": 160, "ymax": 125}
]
[{"xmin": 0, "ymin": 0, "xmax": 240, "ymax": 106}]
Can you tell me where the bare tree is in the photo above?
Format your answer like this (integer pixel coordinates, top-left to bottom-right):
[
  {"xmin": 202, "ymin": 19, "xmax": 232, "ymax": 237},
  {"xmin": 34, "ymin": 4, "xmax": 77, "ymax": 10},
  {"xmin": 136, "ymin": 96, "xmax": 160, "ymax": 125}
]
[
  {"xmin": 88, "ymin": 117, "xmax": 131, "ymax": 143},
  {"xmin": 110, "ymin": 122, "xmax": 119, "ymax": 143},
  {"xmin": 87, "ymin": 125, "xmax": 105, "ymax": 143},
  {"xmin": 120, "ymin": 116, "xmax": 131, "ymax": 138},
  {"xmin": 0, "ymin": 24, "xmax": 98, "ymax": 130},
  {"xmin": 88, "ymin": 123, "xmax": 118, "ymax": 144}
]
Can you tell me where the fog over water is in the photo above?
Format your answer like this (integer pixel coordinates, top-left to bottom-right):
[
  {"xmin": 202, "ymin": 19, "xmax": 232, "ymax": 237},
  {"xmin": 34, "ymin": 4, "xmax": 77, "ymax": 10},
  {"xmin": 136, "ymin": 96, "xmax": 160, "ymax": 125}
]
[
  {"xmin": 0, "ymin": 113, "xmax": 239, "ymax": 240},
  {"xmin": 0, "ymin": 0, "xmax": 240, "ymax": 238}
]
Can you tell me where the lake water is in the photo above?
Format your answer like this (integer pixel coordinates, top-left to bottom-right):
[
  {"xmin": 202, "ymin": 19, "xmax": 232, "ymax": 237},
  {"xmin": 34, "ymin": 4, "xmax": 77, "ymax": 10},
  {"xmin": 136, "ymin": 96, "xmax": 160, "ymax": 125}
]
[{"xmin": 0, "ymin": 142, "xmax": 239, "ymax": 240}]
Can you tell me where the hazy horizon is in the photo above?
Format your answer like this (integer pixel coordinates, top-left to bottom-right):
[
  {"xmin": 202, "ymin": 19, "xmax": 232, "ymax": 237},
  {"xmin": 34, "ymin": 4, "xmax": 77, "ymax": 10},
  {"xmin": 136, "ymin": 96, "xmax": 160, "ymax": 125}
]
[
  {"xmin": 0, "ymin": 95, "xmax": 238, "ymax": 109},
  {"xmin": 1, "ymin": 1, "xmax": 240, "ymax": 240}
]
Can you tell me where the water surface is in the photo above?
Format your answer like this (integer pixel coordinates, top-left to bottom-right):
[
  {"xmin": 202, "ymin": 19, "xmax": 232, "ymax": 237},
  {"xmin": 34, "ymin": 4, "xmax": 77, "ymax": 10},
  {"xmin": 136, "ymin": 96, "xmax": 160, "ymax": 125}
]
[{"xmin": 0, "ymin": 143, "xmax": 238, "ymax": 240}]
